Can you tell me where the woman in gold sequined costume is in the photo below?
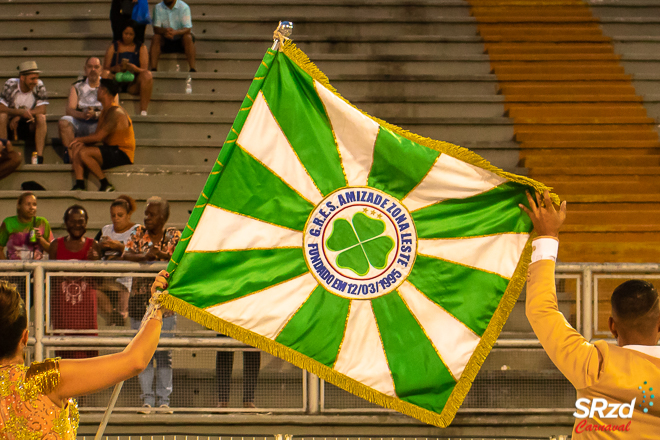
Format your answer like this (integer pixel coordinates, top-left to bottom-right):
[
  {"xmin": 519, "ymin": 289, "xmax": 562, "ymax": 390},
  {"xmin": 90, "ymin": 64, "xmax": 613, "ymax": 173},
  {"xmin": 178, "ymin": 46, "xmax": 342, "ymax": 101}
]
[{"xmin": 0, "ymin": 271, "xmax": 169, "ymax": 439}]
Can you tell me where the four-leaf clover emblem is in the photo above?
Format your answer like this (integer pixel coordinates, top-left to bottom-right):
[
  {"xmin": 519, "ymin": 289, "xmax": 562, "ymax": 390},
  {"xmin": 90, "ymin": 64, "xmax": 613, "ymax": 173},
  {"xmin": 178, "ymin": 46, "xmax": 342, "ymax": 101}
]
[{"xmin": 325, "ymin": 213, "xmax": 395, "ymax": 276}]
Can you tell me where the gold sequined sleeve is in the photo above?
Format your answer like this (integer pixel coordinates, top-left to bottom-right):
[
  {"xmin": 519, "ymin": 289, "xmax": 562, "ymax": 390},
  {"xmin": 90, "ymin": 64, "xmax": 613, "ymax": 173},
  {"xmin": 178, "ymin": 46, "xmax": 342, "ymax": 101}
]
[{"xmin": 25, "ymin": 358, "xmax": 61, "ymax": 395}]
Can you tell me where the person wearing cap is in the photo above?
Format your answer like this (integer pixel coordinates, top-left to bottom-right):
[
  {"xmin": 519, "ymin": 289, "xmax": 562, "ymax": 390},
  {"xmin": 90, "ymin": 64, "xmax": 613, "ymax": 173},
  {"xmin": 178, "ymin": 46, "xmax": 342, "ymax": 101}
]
[
  {"xmin": 69, "ymin": 78, "xmax": 135, "ymax": 192},
  {"xmin": 0, "ymin": 61, "xmax": 48, "ymax": 164}
]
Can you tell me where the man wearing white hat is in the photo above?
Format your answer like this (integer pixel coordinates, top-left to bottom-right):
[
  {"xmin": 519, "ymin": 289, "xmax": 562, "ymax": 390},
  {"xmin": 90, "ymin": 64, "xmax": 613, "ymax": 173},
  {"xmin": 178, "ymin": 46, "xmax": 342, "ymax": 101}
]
[{"xmin": 0, "ymin": 61, "xmax": 49, "ymax": 164}]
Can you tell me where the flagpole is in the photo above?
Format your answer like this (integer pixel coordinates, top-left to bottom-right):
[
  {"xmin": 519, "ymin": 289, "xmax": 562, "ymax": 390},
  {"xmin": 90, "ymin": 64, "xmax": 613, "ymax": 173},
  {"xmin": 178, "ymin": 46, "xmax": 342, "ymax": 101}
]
[
  {"xmin": 271, "ymin": 21, "xmax": 294, "ymax": 51},
  {"xmin": 94, "ymin": 382, "xmax": 123, "ymax": 440},
  {"xmin": 95, "ymin": 290, "xmax": 165, "ymax": 439}
]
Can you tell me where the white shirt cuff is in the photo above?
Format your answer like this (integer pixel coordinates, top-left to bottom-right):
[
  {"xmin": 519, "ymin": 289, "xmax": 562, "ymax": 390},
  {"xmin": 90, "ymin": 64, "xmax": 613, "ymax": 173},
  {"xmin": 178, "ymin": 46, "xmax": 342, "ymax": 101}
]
[{"xmin": 531, "ymin": 237, "xmax": 558, "ymax": 263}]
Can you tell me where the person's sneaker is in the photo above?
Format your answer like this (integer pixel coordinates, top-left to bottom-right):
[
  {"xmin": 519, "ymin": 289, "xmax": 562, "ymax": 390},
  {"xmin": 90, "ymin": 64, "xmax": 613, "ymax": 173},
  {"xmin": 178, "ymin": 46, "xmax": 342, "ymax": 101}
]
[
  {"xmin": 70, "ymin": 183, "xmax": 85, "ymax": 191},
  {"xmin": 159, "ymin": 404, "xmax": 173, "ymax": 414},
  {"xmin": 140, "ymin": 110, "xmax": 148, "ymax": 116},
  {"xmin": 137, "ymin": 403, "xmax": 151, "ymax": 414},
  {"xmin": 99, "ymin": 182, "xmax": 116, "ymax": 192},
  {"xmin": 243, "ymin": 401, "xmax": 256, "ymax": 409},
  {"xmin": 216, "ymin": 401, "xmax": 229, "ymax": 408}
]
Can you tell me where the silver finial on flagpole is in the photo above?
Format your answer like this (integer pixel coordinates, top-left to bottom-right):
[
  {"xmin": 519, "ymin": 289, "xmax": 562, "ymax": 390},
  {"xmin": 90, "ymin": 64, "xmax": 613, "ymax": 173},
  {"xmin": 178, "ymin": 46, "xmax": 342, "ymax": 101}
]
[{"xmin": 272, "ymin": 21, "xmax": 294, "ymax": 51}]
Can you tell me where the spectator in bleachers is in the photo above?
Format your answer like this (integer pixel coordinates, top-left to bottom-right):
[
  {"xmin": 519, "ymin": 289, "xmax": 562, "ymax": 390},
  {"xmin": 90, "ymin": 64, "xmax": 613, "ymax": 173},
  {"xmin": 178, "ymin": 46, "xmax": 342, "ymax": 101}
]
[
  {"xmin": 48, "ymin": 204, "xmax": 101, "ymax": 262},
  {"xmin": 0, "ymin": 61, "xmax": 48, "ymax": 164},
  {"xmin": 104, "ymin": 22, "xmax": 153, "ymax": 116},
  {"xmin": 110, "ymin": 0, "xmax": 147, "ymax": 44},
  {"xmin": 96, "ymin": 195, "xmax": 138, "ymax": 260},
  {"xmin": 69, "ymin": 79, "xmax": 135, "ymax": 192},
  {"xmin": 150, "ymin": 0, "xmax": 197, "ymax": 72},
  {"xmin": 124, "ymin": 196, "xmax": 180, "ymax": 413},
  {"xmin": 95, "ymin": 195, "xmax": 139, "ymax": 322},
  {"xmin": 0, "ymin": 192, "xmax": 53, "ymax": 260},
  {"xmin": 0, "ymin": 138, "xmax": 21, "ymax": 181},
  {"xmin": 59, "ymin": 57, "xmax": 104, "ymax": 163},
  {"xmin": 49, "ymin": 205, "xmax": 111, "ymax": 359}
]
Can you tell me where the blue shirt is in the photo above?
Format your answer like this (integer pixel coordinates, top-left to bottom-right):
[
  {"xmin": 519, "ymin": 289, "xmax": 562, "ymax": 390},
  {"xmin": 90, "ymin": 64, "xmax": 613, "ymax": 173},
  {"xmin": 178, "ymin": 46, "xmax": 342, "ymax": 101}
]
[{"xmin": 153, "ymin": 0, "xmax": 192, "ymax": 39}]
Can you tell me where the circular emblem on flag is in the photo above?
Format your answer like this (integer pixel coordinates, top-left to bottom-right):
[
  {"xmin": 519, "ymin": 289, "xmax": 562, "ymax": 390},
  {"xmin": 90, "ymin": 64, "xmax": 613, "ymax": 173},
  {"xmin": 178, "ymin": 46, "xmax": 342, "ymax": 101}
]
[{"xmin": 303, "ymin": 187, "xmax": 417, "ymax": 299}]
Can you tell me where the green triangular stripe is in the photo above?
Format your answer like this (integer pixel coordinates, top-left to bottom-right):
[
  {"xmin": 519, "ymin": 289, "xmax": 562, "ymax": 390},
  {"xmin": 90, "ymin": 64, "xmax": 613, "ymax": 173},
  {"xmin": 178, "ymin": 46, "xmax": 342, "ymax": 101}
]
[
  {"xmin": 407, "ymin": 255, "xmax": 508, "ymax": 336},
  {"xmin": 371, "ymin": 293, "xmax": 456, "ymax": 413},
  {"xmin": 367, "ymin": 127, "xmax": 440, "ymax": 200},
  {"xmin": 275, "ymin": 286, "xmax": 350, "ymax": 367},
  {"xmin": 208, "ymin": 146, "xmax": 315, "ymax": 232},
  {"xmin": 262, "ymin": 54, "xmax": 347, "ymax": 195},
  {"xmin": 167, "ymin": 249, "xmax": 308, "ymax": 309},
  {"xmin": 412, "ymin": 182, "xmax": 533, "ymax": 239},
  {"xmin": 168, "ymin": 49, "xmax": 278, "ymax": 273}
]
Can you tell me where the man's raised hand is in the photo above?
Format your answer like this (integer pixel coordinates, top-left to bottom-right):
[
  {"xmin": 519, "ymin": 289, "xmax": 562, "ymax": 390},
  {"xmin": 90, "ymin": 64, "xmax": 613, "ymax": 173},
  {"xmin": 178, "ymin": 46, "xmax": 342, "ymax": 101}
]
[{"xmin": 519, "ymin": 190, "xmax": 567, "ymax": 238}]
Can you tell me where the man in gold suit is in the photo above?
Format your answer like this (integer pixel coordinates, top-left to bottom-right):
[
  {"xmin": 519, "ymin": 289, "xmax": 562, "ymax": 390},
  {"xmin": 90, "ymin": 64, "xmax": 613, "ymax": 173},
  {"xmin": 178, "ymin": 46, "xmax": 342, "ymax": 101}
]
[{"xmin": 520, "ymin": 191, "xmax": 660, "ymax": 438}]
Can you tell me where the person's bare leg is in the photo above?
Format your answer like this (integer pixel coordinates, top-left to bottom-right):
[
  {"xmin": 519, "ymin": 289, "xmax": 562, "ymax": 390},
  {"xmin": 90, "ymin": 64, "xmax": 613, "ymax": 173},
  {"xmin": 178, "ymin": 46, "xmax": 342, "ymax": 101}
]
[
  {"xmin": 150, "ymin": 34, "xmax": 163, "ymax": 70},
  {"xmin": 34, "ymin": 114, "xmax": 47, "ymax": 157},
  {"xmin": 0, "ymin": 150, "xmax": 22, "ymax": 180},
  {"xmin": 72, "ymin": 146, "xmax": 86, "ymax": 180},
  {"xmin": 58, "ymin": 119, "xmax": 76, "ymax": 159},
  {"xmin": 79, "ymin": 146, "xmax": 106, "ymax": 180},
  {"xmin": 128, "ymin": 71, "xmax": 153, "ymax": 113},
  {"xmin": 182, "ymin": 33, "xmax": 196, "ymax": 71},
  {"xmin": 0, "ymin": 113, "xmax": 8, "ymax": 140}
]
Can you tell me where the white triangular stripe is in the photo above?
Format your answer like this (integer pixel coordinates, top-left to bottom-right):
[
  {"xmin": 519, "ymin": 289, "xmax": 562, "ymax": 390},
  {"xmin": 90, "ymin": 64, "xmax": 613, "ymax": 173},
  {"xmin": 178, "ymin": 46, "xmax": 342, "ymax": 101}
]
[
  {"xmin": 418, "ymin": 233, "xmax": 529, "ymax": 279},
  {"xmin": 402, "ymin": 154, "xmax": 507, "ymax": 212},
  {"xmin": 205, "ymin": 273, "xmax": 318, "ymax": 339},
  {"xmin": 238, "ymin": 91, "xmax": 324, "ymax": 204},
  {"xmin": 315, "ymin": 81, "xmax": 380, "ymax": 187},
  {"xmin": 398, "ymin": 281, "xmax": 480, "ymax": 380},
  {"xmin": 333, "ymin": 300, "xmax": 397, "ymax": 397},
  {"xmin": 187, "ymin": 205, "xmax": 302, "ymax": 252}
]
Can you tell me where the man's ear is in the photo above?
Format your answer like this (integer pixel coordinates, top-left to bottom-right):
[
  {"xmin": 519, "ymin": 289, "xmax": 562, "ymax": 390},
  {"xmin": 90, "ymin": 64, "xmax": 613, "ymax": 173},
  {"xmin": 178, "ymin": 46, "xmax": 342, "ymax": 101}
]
[{"xmin": 608, "ymin": 316, "xmax": 618, "ymax": 340}]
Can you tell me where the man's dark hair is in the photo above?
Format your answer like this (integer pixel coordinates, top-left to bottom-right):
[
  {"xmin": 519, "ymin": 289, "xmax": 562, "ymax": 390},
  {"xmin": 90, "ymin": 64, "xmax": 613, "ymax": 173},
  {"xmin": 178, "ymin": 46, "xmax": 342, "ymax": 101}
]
[
  {"xmin": 100, "ymin": 78, "xmax": 120, "ymax": 97},
  {"xmin": 63, "ymin": 204, "xmax": 89, "ymax": 223},
  {"xmin": 611, "ymin": 280, "xmax": 659, "ymax": 331}
]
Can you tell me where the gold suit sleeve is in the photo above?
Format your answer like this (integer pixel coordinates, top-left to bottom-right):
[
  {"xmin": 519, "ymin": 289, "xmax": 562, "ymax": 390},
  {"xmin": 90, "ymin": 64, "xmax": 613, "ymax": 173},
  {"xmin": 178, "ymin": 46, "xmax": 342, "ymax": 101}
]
[{"xmin": 526, "ymin": 259, "xmax": 603, "ymax": 389}]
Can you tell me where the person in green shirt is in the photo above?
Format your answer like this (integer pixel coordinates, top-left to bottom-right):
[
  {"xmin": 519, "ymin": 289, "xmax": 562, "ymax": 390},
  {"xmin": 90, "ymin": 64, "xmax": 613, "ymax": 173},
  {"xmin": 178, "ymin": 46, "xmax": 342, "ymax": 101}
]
[{"xmin": 0, "ymin": 192, "xmax": 53, "ymax": 260}]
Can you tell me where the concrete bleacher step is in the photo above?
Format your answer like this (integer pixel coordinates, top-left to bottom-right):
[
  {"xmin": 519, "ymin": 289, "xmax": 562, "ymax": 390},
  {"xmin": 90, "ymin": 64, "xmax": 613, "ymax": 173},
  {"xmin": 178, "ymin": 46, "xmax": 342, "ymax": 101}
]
[
  {"xmin": 0, "ymin": 70, "xmax": 501, "ymax": 97},
  {"xmin": 522, "ymin": 154, "xmax": 660, "ymax": 167},
  {"xmin": 0, "ymin": 33, "xmax": 489, "ymax": 56},
  {"xmin": 0, "ymin": 0, "xmax": 473, "ymax": 19},
  {"xmin": 519, "ymin": 140, "xmax": 660, "ymax": 150},
  {"xmin": 35, "ymin": 115, "xmax": 516, "ymax": 145},
  {"xmin": 0, "ymin": 51, "xmax": 495, "ymax": 76},
  {"xmin": 0, "ymin": 15, "xmax": 481, "ymax": 38},
  {"xmin": 493, "ymin": 62, "xmax": 627, "ymax": 75},
  {"xmin": 506, "ymin": 103, "xmax": 649, "ymax": 118},
  {"xmin": 558, "ymin": 240, "xmax": 660, "ymax": 263},
  {"xmin": 484, "ymin": 42, "xmax": 616, "ymax": 54},
  {"xmin": 515, "ymin": 129, "xmax": 658, "ymax": 142},
  {"xmin": 0, "ymin": 164, "xmax": 210, "ymax": 194}
]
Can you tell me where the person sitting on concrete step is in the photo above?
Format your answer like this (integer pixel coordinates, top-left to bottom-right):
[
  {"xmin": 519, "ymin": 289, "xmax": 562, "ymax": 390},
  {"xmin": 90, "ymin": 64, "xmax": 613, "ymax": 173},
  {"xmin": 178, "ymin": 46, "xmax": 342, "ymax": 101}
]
[
  {"xmin": 0, "ymin": 138, "xmax": 21, "ymax": 181},
  {"xmin": 150, "ymin": 0, "xmax": 196, "ymax": 72},
  {"xmin": 0, "ymin": 61, "xmax": 48, "ymax": 164},
  {"xmin": 104, "ymin": 21, "xmax": 153, "ymax": 116},
  {"xmin": 69, "ymin": 79, "xmax": 135, "ymax": 192},
  {"xmin": 59, "ymin": 57, "xmax": 104, "ymax": 163}
]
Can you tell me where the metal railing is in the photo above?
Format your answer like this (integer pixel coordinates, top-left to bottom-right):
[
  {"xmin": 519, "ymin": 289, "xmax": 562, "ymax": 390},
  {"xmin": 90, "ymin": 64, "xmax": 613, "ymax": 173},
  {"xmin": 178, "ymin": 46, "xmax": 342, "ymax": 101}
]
[{"xmin": 4, "ymin": 260, "xmax": 659, "ymax": 415}]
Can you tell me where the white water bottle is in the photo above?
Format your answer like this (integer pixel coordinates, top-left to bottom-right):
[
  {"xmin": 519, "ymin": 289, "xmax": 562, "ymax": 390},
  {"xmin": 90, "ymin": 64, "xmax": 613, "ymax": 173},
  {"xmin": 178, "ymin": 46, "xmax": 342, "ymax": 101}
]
[{"xmin": 185, "ymin": 74, "xmax": 192, "ymax": 94}]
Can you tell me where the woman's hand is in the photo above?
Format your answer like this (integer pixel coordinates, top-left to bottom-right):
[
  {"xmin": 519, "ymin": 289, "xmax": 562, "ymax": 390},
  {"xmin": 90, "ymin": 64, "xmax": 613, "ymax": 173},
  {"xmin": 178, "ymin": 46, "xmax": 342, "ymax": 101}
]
[{"xmin": 152, "ymin": 270, "xmax": 169, "ymax": 295}]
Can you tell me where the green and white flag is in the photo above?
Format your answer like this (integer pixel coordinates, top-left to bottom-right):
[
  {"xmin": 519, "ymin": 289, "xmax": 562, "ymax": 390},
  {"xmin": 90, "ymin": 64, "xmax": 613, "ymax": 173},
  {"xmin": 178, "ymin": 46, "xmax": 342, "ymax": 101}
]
[{"xmin": 161, "ymin": 41, "xmax": 553, "ymax": 427}]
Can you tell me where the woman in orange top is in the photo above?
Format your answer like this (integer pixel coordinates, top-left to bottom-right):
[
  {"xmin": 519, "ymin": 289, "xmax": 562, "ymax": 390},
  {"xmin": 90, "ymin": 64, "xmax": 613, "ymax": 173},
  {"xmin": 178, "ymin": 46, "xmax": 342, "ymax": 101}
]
[{"xmin": 0, "ymin": 271, "xmax": 169, "ymax": 439}]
